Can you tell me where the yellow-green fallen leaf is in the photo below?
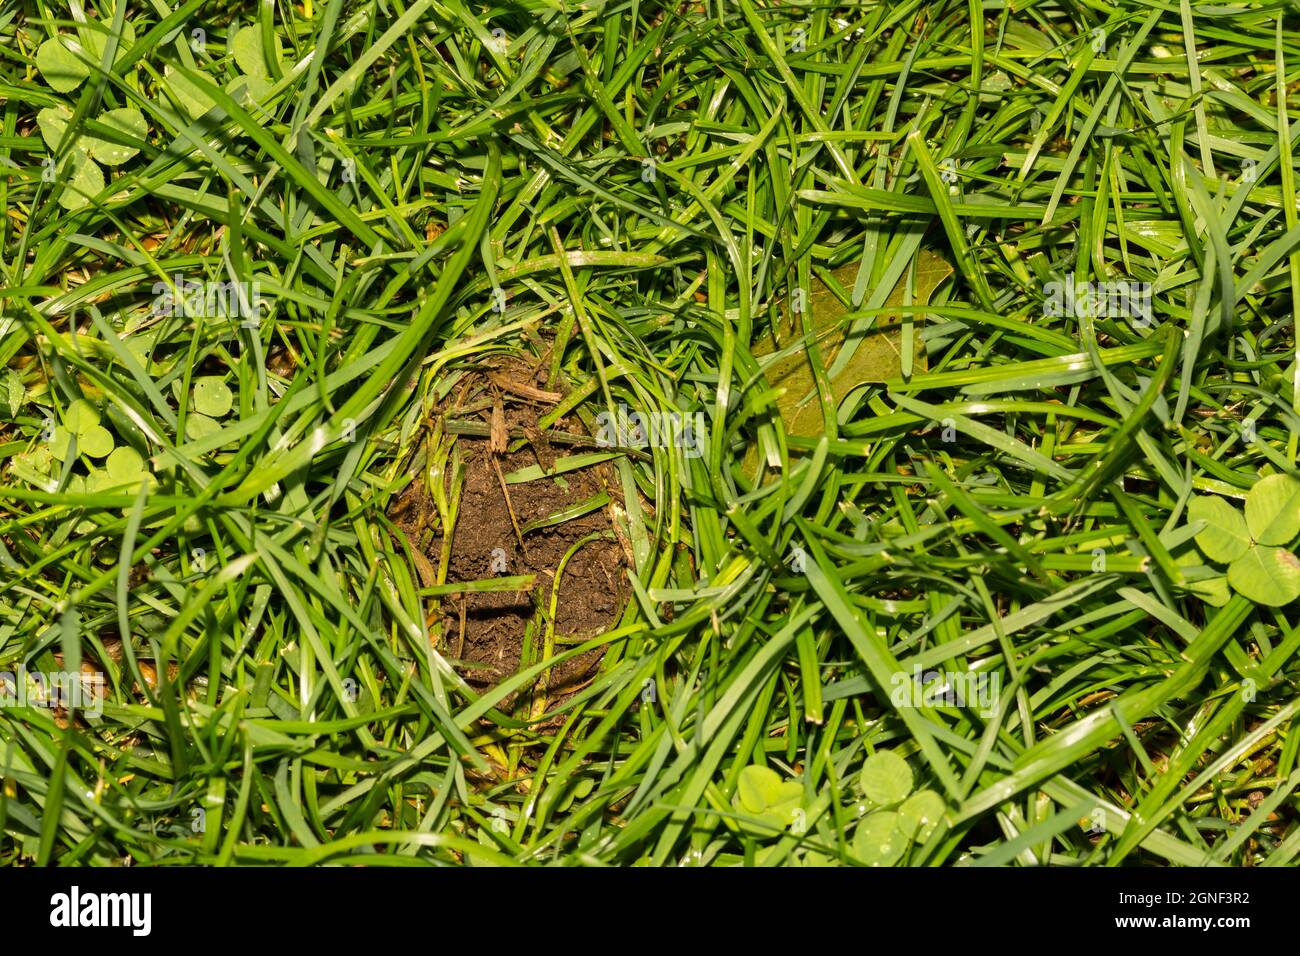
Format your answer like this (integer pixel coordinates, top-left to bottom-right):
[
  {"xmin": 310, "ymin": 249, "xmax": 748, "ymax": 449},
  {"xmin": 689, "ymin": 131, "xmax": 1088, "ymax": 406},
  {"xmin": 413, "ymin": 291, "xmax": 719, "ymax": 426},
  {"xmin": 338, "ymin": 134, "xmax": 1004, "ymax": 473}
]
[{"xmin": 751, "ymin": 249, "xmax": 951, "ymax": 467}]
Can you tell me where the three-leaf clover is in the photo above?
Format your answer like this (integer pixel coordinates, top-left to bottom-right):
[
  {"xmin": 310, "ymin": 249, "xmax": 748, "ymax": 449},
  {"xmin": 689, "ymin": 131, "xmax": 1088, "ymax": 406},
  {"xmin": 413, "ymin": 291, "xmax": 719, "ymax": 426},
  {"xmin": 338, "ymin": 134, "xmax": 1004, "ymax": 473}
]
[
  {"xmin": 93, "ymin": 445, "xmax": 145, "ymax": 492},
  {"xmin": 35, "ymin": 21, "xmax": 135, "ymax": 92},
  {"xmin": 51, "ymin": 399, "xmax": 114, "ymax": 460},
  {"xmin": 731, "ymin": 765, "xmax": 803, "ymax": 837},
  {"xmin": 10, "ymin": 398, "xmax": 153, "ymax": 495},
  {"xmin": 186, "ymin": 375, "xmax": 234, "ymax": 439},
  {"xmin": 853, "ymin": 750, "xmax": 946, "ymax": 866},
  {"xmin": 33, "ymin": 22, "xmax": 146, "ymax": 209},
  {"xmin": 228, "ymin": 25, "xmax": 278, "ymax": 103},
  {"xmin": 164, "ymin": 26, "xmax": 281, "ymax": 120},
  {"xmin": 1190, "ymin": 473, "xmax": 1300, "ymax": 607}
]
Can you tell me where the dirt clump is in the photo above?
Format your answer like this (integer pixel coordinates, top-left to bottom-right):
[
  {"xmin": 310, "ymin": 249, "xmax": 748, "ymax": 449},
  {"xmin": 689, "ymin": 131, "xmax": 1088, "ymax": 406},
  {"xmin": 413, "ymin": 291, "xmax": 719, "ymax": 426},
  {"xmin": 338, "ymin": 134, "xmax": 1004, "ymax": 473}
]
[{"xmin": 391, "ymin": 356, "xmax": 628, "ymax": 714}]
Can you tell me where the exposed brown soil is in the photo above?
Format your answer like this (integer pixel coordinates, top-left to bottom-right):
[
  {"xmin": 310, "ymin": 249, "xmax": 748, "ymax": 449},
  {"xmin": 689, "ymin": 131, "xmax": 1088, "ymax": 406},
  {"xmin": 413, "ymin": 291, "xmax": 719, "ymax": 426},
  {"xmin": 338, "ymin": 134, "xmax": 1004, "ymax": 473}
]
[{"xmin": 390, "ymin": 356, "xmax": 628, "ymax": 715}]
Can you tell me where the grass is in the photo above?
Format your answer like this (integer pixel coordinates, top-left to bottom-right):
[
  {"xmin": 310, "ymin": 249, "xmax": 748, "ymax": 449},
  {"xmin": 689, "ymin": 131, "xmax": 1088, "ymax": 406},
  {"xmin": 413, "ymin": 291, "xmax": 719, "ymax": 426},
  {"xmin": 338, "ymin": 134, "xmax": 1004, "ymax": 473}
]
[{"xmin": 0, "ymin": 0, "xmax": 1299, "ymax": 867}]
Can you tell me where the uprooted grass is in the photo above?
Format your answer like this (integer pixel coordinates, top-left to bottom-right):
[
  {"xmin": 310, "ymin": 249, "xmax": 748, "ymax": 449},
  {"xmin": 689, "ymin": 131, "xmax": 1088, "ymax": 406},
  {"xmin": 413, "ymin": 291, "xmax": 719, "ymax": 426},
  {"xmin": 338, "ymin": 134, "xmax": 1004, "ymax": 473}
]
[{"xmin": 2, "ymin": 0, "xmax": 1300, "ymax": 866}]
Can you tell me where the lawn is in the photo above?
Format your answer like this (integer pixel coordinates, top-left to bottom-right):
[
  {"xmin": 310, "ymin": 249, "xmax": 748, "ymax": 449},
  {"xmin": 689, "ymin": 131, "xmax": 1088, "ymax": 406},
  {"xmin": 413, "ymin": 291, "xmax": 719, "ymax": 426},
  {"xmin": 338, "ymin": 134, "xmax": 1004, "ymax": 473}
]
[{"xmin": 1, "ymin": 0, "xmax": 1298, "ymax": 867}]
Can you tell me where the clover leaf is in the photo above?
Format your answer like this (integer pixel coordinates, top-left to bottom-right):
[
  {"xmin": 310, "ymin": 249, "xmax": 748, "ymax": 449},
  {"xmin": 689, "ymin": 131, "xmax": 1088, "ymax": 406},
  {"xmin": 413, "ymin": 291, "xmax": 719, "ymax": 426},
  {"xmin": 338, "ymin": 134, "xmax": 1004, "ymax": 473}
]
[
  {"xmin": 162, "ymin": 26, "xmax": 281, "ymax": 124},
  {"xmin": 80, "ymin": 20, "xmax": 137, "ymax": 65},
  {"xmin": 164, "ymin": 64, "xmax": 217, "ymax": 119},
  {"xmin": 850, "ymin": 752, "xmax": 947, "ymax": 865},
  {"xmin": 35, "ymin": 35, "xmax": 90, "ymax": 93},
  {"xmin": 555, "ymin": 777, "xmax": 595, "ymax": 814},
  {"xmin": 859, "ymin": 749, "xmax": 913, "ymax": 806},
  {"xmin": 227, "ymin": 25, "xmax": 278, "ymax": 104},
  {"xmin": 1227, "ymin": 546, "xmax": 1300, "ymax": 607},
  {"xmin": 1187, "ymin": 573, "xmax": 1231, "ymax": 607},
  {"xmin": 83, "ymin": 445, "xmax": 151, "ymax": 496},
  {"xmin": 33, "ymin": 23, "xmax": 146, "ymax": 210},
  {"xmin": 77, "ymin": 424, "xmax": 114, "ymax": 458},
  {"xmin": 732, "ymin": 765, "xmax": 803, "ymax": 836},
  {"xmin": 104, "ymin": 445, "xmax": 145, "ymax": 490},
  {"xmin": 1190, "ymin": 474, "xmax": 1300, "ymax": 607},
  {"xmin": 1244, "ymin": 473, "xmax": 1300, "ymax": 546},
  {"xmin": 184, "ymin": 413, "xmax": 221, "ymax": 440},
  {"xmin": 63, "ymin": 398, "xmax": 98, "ymax": 433},
  {"xmin": 88, "ymin": 108, "xmax": 146, "ymax": 165},
  {"xmin": 1189, "ymin": 495, "xmax": 1251, "ymax": 563},
  {"xmin": 193, "ymin": 376, "xmax": 233, "ymax": 417},
  {"xmin": 50, "ymin": 399, "xmax": 114, "ymax": 460},
  {"xmin": 896, "ymin": 789, "xmax": 946, "ymax": 843},
  {"xmin": 230, "ymin": 26, "xmax": 267, "ymax": 77},
  {"xmin": 35, "ymin": 19, "xmax": 137, "ymax": 90},
  {"xmin": 54, "ymin": 149, "xmax": 106, "ymax": 211},
  {"xmin": 854, "ymin": 810, "xmax": 907, "ymax": 866}
]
